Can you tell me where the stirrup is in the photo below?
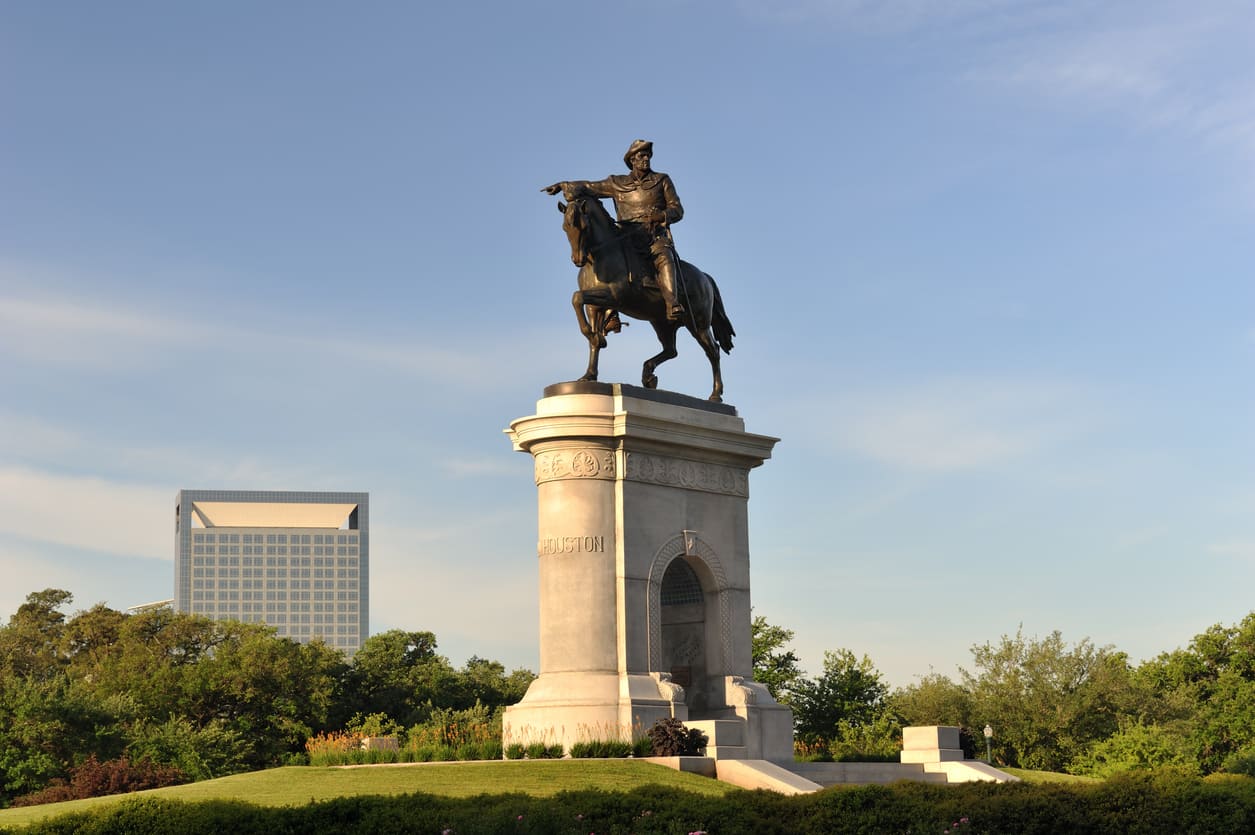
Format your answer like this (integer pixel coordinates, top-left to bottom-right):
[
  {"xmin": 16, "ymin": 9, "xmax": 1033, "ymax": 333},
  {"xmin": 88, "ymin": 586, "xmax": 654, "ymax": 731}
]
[{"xmin": 667, "ymin": 304, "xmax": 686, "ymax": 320}]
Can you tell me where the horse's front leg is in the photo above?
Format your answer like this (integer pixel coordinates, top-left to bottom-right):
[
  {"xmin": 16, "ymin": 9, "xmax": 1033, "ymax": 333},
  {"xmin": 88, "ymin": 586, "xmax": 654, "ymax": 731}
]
[
  {"xmin": 572, "ymin": 291, "xmax": 594, "ymax": 340},
  {"xmin": 581, "ymin": 330, "xmax": 602, "ymax": 382},
  {"xmin": 642, "ymin": 321, "xmax": 681, "ymax": 390},
  {"xmin": 572, "ymin": 292, "xmax": 603, "ymax": 381}
]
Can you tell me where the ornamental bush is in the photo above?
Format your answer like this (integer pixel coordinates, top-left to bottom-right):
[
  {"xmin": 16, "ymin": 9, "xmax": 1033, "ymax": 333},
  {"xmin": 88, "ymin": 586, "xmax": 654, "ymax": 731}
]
[
  {"xmin": 12, "ymin": 755, "xmax": 186, "ymax": 806},
  {"xmin": 646, "ymin": 718, "xmax": 708, "ymax": 757}
]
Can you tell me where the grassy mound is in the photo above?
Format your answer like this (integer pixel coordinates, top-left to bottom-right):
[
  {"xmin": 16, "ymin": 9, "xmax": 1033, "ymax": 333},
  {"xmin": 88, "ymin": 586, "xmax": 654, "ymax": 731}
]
[{"xmin": 0, "ymin": 760, "xmax": 733, "ymax": 829}]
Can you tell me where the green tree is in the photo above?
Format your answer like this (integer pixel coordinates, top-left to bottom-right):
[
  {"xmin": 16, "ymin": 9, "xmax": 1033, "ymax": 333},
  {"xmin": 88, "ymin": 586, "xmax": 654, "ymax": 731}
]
[
  {"xmin": 346, "ymin": 631, "xmax": 533, "ymax": 725},
  {"xmin": 0, "ymin": 589, "xmax": 74, "ymax": 679},
  {"xmin": 347, "ymin": 629, "xmax": 452, "ymax": 724},
  {"xmin": 0, "ymin": 676, "xmax": 123, "ymax": 803},
  {"xmin": 454, "ymin": 656, "xmax": 534, "ymax": 710},
  {"xmin": 792, "ymin": 649, "xmax": 889, "ymax": 745},
  {"xmin": 125, "ymin": 716, "xmax": 250, "ymax": 782},
  {"xmin": 80, "ymin": 609, "xmax": 346, "ymax": 768},
  {"xmin": 962, "ymin": 628, "xmax": 1133, "ymax": 771},
  {"xmin": 751, "ymin": 615, "xmax": 803, "ymax": 703},
  {"xmin": 890, "ymin": 672, "xmax": 973, "ymax": 729},
  {"xmin": 1135, "ymin": 613, "xmax": 1255, "ymax": 773},
  {"xmin": 1069, "ymin": 718, "xmax": 1197, "ymax": 777}
]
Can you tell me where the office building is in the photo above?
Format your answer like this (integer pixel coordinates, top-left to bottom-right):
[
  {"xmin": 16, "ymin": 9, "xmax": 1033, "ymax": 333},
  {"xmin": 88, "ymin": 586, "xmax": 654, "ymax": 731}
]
[{"xmin": 175, "ymin": 490, "xmax": 368, "ymax": 654}]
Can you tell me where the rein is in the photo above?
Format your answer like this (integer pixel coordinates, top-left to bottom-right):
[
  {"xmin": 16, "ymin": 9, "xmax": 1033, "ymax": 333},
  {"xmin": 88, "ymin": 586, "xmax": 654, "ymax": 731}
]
[{"xmin": 571, "ymin": 200, "xmax": 629, "ymax": 265}]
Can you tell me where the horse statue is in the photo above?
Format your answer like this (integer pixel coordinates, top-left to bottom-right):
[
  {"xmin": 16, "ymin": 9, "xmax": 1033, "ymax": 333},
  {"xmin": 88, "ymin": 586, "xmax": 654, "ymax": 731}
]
[{"xmin": 556, "ymin": 195, "xmax": 735, "ymax": 402}]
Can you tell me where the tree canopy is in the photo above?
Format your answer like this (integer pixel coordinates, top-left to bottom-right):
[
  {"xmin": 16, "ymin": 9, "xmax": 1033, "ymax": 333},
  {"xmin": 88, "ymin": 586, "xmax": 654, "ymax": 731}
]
[{"xmin": 0, "ymin": 589, "xmax": 534, "ymax": 806}]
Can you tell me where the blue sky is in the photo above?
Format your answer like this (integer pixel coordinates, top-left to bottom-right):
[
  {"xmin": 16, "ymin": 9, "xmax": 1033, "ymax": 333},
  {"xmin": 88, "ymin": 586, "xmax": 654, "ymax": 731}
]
[{"xmin": 2, "ymin": 1, "xmax": 1252, "ymax": 686}]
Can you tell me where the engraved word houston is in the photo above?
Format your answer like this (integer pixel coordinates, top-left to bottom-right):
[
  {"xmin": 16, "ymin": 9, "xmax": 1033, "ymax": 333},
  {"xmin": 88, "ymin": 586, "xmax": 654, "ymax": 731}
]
[{"xmin": 538, "ymin": 535, "xmax": 607, "ymax": 555}]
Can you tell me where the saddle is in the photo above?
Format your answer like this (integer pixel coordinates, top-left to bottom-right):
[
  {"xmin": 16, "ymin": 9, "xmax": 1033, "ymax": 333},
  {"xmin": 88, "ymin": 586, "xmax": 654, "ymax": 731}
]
[{"xmin": 612, "ymin": 223, "xmax": 660, "ymax": 289}]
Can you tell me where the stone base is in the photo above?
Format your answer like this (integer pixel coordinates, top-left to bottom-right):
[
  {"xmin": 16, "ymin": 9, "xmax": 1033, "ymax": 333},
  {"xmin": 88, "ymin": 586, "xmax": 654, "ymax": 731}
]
[
  {"xmin": 502, "ymin": 671, "xmax": 686, "ymax": 752},
  {"xmin": 503, "ymin": 386, "xmax": 790, "ymax": 761},
  {"xmin": 900, "ymin": 725, "xmax": 966, "ymax": 764}
]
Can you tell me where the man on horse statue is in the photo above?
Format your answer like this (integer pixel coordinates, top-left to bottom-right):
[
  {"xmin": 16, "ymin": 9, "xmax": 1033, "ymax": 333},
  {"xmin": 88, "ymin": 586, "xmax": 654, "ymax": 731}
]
[{"xmin": 543, "ymin": 139, "xmax": 687, "ymax": 321}]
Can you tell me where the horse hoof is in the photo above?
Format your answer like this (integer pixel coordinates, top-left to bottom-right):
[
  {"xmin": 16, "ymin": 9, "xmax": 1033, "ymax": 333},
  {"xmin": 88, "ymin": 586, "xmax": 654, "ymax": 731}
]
[
  {"xmin": 709, "ymin": 394, "xmax": 723, "ymax": 403},
  {"xmin": 643, "ymin": 374, "xmax": 658, "ymax": 389},
  {"xmin": 579, "ymin": 373, "xmax": 598, "ymax": 382}
]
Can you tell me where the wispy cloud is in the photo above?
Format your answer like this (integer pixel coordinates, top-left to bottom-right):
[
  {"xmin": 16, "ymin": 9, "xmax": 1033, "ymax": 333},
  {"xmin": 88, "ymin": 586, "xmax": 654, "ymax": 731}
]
[
  {"xmin": 969, "ymin": 5, "xmax": 1255, "ymax": 162},
  {"xmin": 814, "ymin": 378, "xmax": 1097, "ymax": 473},
  {"xmin": 0, "ymin": 467, "xmax": 171, "ymax": 559},
  {"xmin": 1209, "ymin": 541, "xmax": 1255, "ymax": 561},
  {"xmin": 741, "ymin": 1, "xmax": 1255, "ymax": 168},
  {"xmin": 0, "ymin": 294, "xmax": 199, "ymax": 370},
  {"xmin": 439, "ymin": 456, "xmax": 527, "ymax": 478},
  {"xmin": 736, "ymin": 0, "xmax": 1047, "ymax": 32}
]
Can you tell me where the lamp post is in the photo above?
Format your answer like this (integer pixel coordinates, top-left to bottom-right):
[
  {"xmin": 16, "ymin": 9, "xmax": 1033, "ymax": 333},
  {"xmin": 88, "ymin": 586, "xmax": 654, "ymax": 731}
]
[{"xmin": 983, "ymin": 724, "xmax": 993, "ymax": 765}]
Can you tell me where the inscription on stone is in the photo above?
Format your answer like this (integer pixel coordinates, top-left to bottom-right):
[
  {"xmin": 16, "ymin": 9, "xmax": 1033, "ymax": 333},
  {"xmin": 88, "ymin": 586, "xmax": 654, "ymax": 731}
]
[{"xmin": 538, "ymin": 535, "xmax": 606, "ymax": 555}]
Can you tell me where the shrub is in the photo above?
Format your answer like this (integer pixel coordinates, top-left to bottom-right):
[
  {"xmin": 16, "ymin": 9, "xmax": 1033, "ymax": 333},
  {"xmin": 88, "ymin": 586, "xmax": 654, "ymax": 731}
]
[
  {"xmin": 305, "ymin": 730, "xmax": 362, "ymax": 766},
  {"xmin": 505, "ymin": 742, "xmax": 526, "ymax": 760},
  {"xmin": 12, "ymin": 755, "xmax": 185, "ymax": 806},
  {"xmin": 795, "ymin": 738, "xmax": 833, "ymax": 762},
  {"xmin": 344, "ymin": 712, "xmax": 404, "ymax": 740},
  {"xmin": 646, "ymin": 718, "xmax": 708, "ymax": 757},
  {"xmin": 15, "ymin": 775, "xmax": 1255, "ymax": 834},
  {"xmin": 1223, "ymin": 745, "xmax": 1255, "ymax": 777},
  {"xmin": 126, "ymin": 716, "xmax": 251, "ymax": 781},
  {"xmin": 570, "ymin": 739, "xmax": 634, "ymax": 758},
  {"xmin": 827, "ymin": 715, "xmax": 902, "ymax": 762},
  {"xmin": 403, "ymin": 702, "xmax": 500, "ymax": 761},
  {"xmin": 456, "ymin": 740, "xmax": 503, "ymax": 761},
  {"xmin": 1071, "ymin": 720, "xmax": 1199, "ymax": 778},
  {"xmin": 524, "ymin": 742, "xmax": 563, "ymax": 759}
]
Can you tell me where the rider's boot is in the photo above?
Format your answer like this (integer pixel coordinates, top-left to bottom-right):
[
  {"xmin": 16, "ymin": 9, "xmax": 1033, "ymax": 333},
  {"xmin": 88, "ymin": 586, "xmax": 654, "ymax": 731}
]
[{"xmin": 656, "ymin": 256, "xmax": 685, "ymax": 320}]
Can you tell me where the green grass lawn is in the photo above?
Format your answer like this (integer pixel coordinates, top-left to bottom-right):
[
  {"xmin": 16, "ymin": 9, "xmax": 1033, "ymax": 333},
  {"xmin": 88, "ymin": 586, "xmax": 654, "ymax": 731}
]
[{"xmin": 0, "ymin": 760, "xmax": 737, "ymax": 829}]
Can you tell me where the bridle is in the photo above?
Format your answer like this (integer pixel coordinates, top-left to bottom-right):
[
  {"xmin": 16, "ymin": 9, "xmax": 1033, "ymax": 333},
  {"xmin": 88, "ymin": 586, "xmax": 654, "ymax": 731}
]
[{"xmin": 565, "ymin": 198, "xmax": 624, "ymax": 267}]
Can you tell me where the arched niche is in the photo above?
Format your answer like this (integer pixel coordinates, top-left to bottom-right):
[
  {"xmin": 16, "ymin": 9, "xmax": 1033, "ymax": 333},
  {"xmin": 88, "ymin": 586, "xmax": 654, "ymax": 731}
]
[{"xmin": 646, "ymin": 534, "xmax": 731, "ymax": 718}]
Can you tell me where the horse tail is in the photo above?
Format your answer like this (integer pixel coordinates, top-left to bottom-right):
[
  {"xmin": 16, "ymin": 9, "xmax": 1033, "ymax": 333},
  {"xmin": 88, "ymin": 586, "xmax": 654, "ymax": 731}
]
[{"xmin": 708, "ymin": 273, "xmax": 735, "ymax": 354}]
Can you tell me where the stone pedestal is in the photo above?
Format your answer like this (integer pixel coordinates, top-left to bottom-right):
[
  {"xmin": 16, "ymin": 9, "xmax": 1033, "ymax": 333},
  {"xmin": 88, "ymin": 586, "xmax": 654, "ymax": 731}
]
[
  {"xmin": 901, "ymin": 726, "xmax": 966, "ymax": 763},
  {"xmin": 502, "ymin": 382, "xmax": 793, "ymax": 761}
]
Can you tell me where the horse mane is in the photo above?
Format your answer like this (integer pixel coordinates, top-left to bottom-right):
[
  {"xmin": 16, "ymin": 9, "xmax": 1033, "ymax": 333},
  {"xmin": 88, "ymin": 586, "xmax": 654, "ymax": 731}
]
[{"xmin": 576, "ymin": 195, "xmax": 616, "ymax": 230}]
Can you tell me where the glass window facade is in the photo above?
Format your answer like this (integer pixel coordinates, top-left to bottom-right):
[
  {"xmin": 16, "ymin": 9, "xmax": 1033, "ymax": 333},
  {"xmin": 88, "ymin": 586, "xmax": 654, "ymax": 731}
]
[{"xmin": 174, "ymin": 490, "xmax": 368, "ymax": 655}]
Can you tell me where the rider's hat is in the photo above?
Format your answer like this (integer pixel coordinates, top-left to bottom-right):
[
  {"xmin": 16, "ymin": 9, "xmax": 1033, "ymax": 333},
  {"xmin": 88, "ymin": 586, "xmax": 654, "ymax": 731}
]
[{"xmin": 623, "ymin": 139, "xmax": 653, "ymax": 168}]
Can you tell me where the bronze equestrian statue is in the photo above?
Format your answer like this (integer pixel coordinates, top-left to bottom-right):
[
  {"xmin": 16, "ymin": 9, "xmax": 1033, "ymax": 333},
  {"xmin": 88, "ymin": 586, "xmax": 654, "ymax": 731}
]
[{"xmin": 543, "ymin": 140, "xmax": 735, "ymax": 402}]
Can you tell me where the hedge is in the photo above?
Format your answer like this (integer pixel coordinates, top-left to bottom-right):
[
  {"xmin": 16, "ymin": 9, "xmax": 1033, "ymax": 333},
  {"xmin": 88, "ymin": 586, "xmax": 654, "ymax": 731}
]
[{"xmin": 6, "ymin": 772, "xmax": 1254, "ymax": 835}]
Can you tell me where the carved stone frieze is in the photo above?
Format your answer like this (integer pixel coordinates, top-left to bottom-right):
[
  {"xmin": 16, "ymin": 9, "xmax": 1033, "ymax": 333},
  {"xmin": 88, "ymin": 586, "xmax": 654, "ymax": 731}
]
[
  {"xmin": 624, "ymin": 452, "xmax": 748, "ymax": 497},
  {"xmin": 533, "ymin": 448, "xmax": 616, "ymax": 484}
]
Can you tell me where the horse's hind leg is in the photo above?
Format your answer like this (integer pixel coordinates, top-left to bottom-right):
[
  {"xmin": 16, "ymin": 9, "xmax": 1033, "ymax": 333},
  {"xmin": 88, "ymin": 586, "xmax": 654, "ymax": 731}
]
[
  {"xmin": 694, "ymin": 325, "xmax": 724, "ymax": 402},
  {"xmin": 642, "ymin": 321, "xmax": 680, "ymax": 390}
]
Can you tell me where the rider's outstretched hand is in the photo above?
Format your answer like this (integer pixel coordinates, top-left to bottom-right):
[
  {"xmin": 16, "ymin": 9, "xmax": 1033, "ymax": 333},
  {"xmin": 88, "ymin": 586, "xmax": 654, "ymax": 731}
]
[{"xmin": 542, "ymin": 182, "xmax": 564, "ymax": 195}]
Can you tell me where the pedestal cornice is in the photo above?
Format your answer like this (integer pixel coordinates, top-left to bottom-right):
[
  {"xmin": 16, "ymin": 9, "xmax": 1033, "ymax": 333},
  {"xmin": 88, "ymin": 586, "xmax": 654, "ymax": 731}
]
[{"xmin": 506, "ymin": 383, "xmax": 779, "ymax": 470}]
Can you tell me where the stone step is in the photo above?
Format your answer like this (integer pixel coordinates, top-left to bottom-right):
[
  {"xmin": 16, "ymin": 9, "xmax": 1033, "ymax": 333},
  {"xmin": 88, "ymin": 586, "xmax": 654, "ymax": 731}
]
[
  {"xmin": 685, "ymin": 719, "xmax": 745, "ymax": 748},
  {"xmin": 704, "ymin": 745, "xmax": 747, "ymax": 760},
  {"xmin": 784, "ymin": 761, "xmax": 950, "ymax": 786}
]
